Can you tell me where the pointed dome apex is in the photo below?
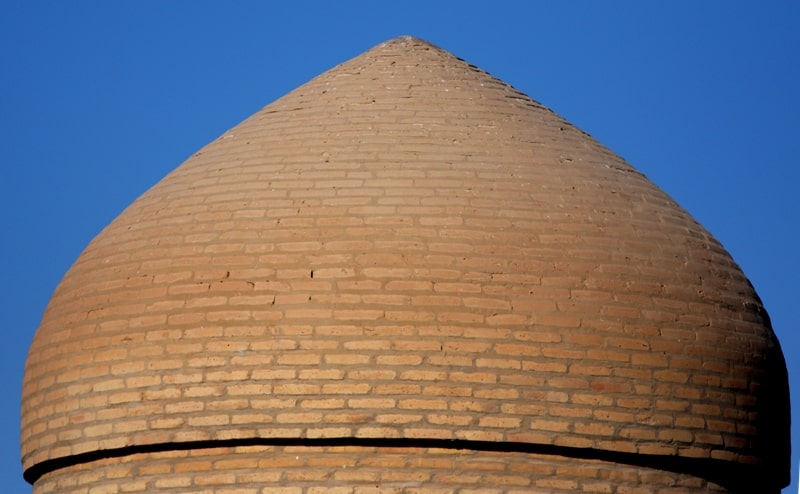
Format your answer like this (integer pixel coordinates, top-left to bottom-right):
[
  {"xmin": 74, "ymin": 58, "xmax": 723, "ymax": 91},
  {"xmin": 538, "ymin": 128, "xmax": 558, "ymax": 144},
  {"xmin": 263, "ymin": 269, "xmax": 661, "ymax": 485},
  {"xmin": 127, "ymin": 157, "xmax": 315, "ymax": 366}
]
[
  {"xmin": 374, "ymin": 35, "xmax": 455, "ymax": 57},
  {"xmin": 380, "ymin": 34, "xmax": 436, "ymax": 45},
  {"xmin": 22, "ymin": 38, "xmax": 789, "ymax": 492}
]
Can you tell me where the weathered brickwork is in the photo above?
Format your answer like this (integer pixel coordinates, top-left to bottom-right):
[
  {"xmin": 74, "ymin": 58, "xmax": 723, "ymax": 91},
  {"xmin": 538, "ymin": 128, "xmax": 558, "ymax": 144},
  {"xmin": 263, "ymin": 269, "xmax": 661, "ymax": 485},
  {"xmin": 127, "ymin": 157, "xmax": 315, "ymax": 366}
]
[
  {"xmin": 34, "ymin": 446, "xmax": 728, "ymax": 494},
  {"xmin": 22, "ymin": 36, "xmax": 789, "ymax": 491}
]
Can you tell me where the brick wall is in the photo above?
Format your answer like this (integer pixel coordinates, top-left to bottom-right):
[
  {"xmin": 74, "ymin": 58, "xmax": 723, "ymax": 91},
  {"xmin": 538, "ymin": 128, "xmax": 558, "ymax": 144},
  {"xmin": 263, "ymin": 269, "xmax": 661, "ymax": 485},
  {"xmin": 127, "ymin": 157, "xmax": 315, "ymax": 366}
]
[
  {"xmin": 21, "ymin": 36, "xmax": 789, "ymax": 491},
  {"xmin": 34, "ymin": 445, "xmax": 729, "ymax": 494}
]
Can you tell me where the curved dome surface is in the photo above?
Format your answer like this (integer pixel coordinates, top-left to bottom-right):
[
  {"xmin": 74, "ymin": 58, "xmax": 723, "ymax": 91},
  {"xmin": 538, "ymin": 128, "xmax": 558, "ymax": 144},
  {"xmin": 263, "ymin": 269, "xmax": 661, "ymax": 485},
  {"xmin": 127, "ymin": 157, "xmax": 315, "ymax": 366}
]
[{"xmin": 22, "ymin": 36, "xmax": 789, "ymax": 490}]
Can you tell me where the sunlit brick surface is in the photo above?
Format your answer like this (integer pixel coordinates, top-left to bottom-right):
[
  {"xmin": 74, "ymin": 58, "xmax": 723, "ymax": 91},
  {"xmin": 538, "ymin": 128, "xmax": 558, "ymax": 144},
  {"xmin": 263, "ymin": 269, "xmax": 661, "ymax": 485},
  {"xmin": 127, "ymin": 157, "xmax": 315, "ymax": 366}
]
[
  {"xmin": 22, "ymin": 36, "xmax": 788, "ymax": 491},
  {"xmin": 34, "ymin": 446, "xmax": 728, "ymax": 494}
]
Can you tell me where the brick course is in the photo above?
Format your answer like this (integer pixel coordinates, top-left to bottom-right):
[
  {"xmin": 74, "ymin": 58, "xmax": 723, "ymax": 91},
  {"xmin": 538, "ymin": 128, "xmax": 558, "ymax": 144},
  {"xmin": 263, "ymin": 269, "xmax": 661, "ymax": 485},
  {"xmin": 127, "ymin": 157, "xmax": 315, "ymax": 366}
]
[
  {"xmin": 33, "ymin": 446, "xmax": 730, "ymax": 494},
  {"xmin": 21, "ymin": 36, "xmax": 789, "ymax": 491}
]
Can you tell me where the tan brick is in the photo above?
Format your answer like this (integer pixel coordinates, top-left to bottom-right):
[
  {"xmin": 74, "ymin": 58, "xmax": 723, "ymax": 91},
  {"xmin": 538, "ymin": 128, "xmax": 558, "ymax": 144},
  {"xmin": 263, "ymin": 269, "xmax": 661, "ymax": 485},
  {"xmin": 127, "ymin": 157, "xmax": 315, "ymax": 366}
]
[{"xmin": 21, "ymin": 37, "xmax": 786, "ymax": 489}]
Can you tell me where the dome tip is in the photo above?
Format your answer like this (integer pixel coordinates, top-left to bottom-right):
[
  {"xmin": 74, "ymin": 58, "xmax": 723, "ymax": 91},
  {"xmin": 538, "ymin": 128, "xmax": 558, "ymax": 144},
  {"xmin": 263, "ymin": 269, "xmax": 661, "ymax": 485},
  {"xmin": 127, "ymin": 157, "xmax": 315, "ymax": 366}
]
[{"xmin": 380, "ymin": 35, "xmax": 440, "ymax": 49}]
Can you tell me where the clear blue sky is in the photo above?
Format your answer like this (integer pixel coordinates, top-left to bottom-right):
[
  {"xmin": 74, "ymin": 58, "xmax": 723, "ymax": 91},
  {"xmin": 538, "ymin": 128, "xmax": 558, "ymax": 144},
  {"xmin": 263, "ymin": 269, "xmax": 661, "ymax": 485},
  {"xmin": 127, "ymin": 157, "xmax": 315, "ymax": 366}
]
[{"xmin": 1, "ymin": 1, "xmax": 797, "ymax": 492}]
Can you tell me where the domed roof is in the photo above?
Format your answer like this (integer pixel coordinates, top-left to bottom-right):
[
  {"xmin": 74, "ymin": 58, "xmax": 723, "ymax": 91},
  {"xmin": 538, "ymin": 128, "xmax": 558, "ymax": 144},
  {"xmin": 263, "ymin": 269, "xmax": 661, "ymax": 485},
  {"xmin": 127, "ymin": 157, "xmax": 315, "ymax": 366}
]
[{"xmin": 22, "ymin": 36, "xmax": 789, "ymax": 490}]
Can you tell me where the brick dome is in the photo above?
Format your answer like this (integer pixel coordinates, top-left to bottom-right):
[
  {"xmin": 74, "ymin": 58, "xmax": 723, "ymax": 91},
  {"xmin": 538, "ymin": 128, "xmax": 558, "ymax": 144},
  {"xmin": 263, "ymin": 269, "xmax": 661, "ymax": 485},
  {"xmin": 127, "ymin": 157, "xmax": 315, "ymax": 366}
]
[{"xmin": 22, "ymin": 36, "xmax": 789, "ymax": 492}]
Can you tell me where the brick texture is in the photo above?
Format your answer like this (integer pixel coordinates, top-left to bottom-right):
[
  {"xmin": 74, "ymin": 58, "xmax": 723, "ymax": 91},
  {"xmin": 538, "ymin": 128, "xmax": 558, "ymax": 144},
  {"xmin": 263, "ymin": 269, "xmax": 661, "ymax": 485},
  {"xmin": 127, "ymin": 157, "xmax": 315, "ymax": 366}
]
[
  {"xmin": 33, "ymin": 446, "xmax": 730, "ymax": 494},
  {"xmin": 21, "ymin": 36, "xmax": 789, "ymax": 491}
]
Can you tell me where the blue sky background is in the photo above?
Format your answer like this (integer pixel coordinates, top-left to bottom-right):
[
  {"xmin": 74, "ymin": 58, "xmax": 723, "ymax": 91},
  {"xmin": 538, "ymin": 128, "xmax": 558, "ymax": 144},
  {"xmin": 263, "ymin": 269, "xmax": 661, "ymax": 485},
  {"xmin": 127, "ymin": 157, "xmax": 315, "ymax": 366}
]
[{"xmin": 1, "ymin": 1, "xmax": 797, "ymax": 492}]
